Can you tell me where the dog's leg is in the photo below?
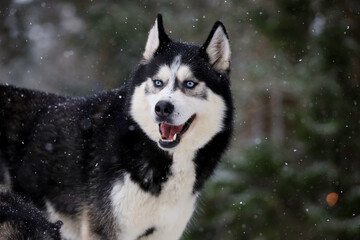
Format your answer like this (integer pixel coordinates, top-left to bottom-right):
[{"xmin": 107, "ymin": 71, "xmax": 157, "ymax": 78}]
[
  {"xmin": 0, "ymin": 163, "xmax": 11, "ymax": 192},
  {"xmin": 0, "ymin": 190, "xmax": 62, "ymax": 240},
  {"xmin": 81, "ymin": 208, "xmax": 91, "ymax": 240}
]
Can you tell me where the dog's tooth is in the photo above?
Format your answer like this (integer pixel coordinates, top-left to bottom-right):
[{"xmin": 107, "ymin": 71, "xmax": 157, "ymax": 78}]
[{"xmin": 173, "ymin": 134, "xmax": 177, "ymax": 141}]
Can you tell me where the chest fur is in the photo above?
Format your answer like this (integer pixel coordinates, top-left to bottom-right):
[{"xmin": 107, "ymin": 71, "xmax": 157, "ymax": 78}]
[{"xmin": 110, "ymin": 151, "xmax": 197, "ymax": 240}]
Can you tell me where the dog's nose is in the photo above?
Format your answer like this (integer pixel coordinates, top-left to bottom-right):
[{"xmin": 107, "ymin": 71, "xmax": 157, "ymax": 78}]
[{"xmin": 155, "ymin": 101, "xmax": 174, "ymax": 117}]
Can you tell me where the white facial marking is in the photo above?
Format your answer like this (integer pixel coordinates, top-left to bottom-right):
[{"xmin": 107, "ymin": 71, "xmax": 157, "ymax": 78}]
[
  {"xmin": 176, "ymin": 65, "xmax": 193, "ymax": 82},
  {"xmin": 111, "ymin": 151, "xmax": 197, "ymax": 240},
  {"xmin": 151, "ymin": 55, "xmax": 182, "ymax": 93},
  {"xmin": 131, "ymin": 55, "xmax": 227, "ymax": 152},
  {"xmin": 131, "ymin": 83, "xmax": 159, "ymax": 142},
  {"xmin": 169, "ymin": 55, "xmax": 182, "ymax": 89},
  {"xmin": 131, "ymin": 79, "xmax": 226, "ymax": 153},
  {"xmin": 156, "ymin": 65, "xmax": 171, "ymax": 82},
  {"xmin": 147, "ymin": 56, "xmax": 196, "ymax": 126}
]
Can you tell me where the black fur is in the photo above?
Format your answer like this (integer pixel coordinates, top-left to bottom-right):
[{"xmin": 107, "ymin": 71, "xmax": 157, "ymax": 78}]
[
  {"xmin": 154, "ymin": 14, "xmax": 171, "ymax": 50},
  {"xmin": 0, "ymin": 190, "xmax": 62, "ymax": 240},
  {"xmin": 0, "ymin": 14, "xmax": 233, "ymax": 239},
  {"xmin": 137, "ymin": 227, "xmax": 156, "ymax": 239}
]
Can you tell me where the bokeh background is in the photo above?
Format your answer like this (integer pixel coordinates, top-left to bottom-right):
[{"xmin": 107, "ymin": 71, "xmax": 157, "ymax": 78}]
[{"xmin": 1, "ymin": 0, "xmax": 360, "ymax": 239}]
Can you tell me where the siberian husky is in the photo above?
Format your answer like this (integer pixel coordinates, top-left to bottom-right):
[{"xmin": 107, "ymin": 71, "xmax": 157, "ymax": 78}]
[{"xmin": 0, "ymin": 14, "xmax": 233, "ymax": 240}]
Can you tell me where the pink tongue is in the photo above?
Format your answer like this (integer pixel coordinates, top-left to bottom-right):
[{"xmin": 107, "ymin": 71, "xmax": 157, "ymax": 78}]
[{"xmin": 160, "ymin": 122, "xmax": 183, "ymax": 140}]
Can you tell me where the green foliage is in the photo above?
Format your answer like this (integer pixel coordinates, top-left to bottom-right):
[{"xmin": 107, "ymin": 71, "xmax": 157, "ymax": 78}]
[
  {"xmin": 250, "ymin": 0, "xmax": 312, "ymax": 61},
  {"xmin": 71, "ymin": 1, "xmax": 154, "ymax": 88}
]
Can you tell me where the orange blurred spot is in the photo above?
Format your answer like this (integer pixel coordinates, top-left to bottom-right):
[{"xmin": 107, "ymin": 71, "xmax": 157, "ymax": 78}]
[{"xmin": 326, "ymin": 192, "xmax": 339, "ymax": 207}]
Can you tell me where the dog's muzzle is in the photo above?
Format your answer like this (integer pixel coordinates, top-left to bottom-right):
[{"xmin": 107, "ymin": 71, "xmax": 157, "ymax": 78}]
[{"xmin": 154, "ymin": 101, "xmax": 195, "ymax": 149}]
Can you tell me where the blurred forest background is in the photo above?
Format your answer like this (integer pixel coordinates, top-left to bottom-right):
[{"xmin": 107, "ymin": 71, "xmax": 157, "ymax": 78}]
[{"xmin": 1, "ymin": 0, "xmax": 360, "ymax": 239}]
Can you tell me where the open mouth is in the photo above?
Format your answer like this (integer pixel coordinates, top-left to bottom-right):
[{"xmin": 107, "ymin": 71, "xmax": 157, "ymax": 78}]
[{"xmin": 158, "ymin": 114, "xmax": 196, "ymax": 148}]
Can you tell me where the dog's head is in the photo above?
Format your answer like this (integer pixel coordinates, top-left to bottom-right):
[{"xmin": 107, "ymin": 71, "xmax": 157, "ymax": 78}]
[{"xmin": 130, "ymin": 14, "xmax": 231, "ymax": 152}]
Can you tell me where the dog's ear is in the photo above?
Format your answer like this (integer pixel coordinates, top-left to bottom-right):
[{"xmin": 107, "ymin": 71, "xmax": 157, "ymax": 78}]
[
  {"xmin": 200, "ymin": 21, "xmax": 231, "ymax": 73},
  {"xmin": 143, "ymin": 14, "xmax": 171, "ymax": 62}
]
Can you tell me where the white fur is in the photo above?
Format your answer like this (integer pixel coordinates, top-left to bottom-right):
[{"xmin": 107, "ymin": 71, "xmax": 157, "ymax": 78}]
[
  {"xmin": 143, "ymin": 19, "xmax": 159, "ymax": 62},
  {"xmin": 147, "ymin": 56, "xmax": 197, "ymax": 126},
  {"xmin": 128, "ymin": 54, "xmax": 227, "ymax": 239},
  {"xmin": 173, "ymin": 90, "xmax": 226, "ymax": 152},
  {"xmin": 46, "ymin": 201, "xmax": 82, "ymax": 240},
  {"xmin": 46, "ymin": 203, "xmax": 101, "ymax": 240},
  {"xmin": 130, "ymin": 56, "xmax": 193, "ymax": 143},
  {"xmin": 152, "ymin": 55, "xmax": 182, "ymax": 89},
  {"xmin": 80, "ymin": 209, "xmax": 92, "ymax": 240},
  {"xmin": 130, "ymin": 56, "xmax": 226, "ymax": 152},
  {"xmin": 206, "ymin": 26, "xmax": 231, "ymax": 72},
  {"xmin": 155, "ymin": 65, "xmax": 171, "ymax": 83},
  {"xmin": 170, "ymin": 55, "xmax": 182, "ymax": 83},
  {"xmin": 111, "ymin": 149, "xmax": 198, "ymax": 240},
  {"xmin": 130, "ymin": 83, "xmax": 159, "ymax": 142},
  {"xmin": 153, "ymin": 60, "xmax": 191, "ymax": 86},
  {"xmin": 176, "ymin": 65, "xmax": 193, "ymax": 82}
]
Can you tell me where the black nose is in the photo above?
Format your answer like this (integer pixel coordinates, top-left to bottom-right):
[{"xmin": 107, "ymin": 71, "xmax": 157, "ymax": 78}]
[{"xmin": 155, "ymin": 101, "xmax": 174, "ymax": 117}]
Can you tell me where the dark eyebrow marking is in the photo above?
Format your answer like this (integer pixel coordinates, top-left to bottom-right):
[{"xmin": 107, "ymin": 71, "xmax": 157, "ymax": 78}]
[{"xmin": 137, "ymin": 227, "xmax": 156, "ymax": 239}]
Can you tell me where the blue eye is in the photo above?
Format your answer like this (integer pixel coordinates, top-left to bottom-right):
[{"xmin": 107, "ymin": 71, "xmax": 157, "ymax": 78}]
[
  {"xmin": 153, "ymin": 80, "xmax": 163, "ymax": 87},
  {"xmin": 184, "ymin": 80, "xmax": 196, "ymax": 89}
]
